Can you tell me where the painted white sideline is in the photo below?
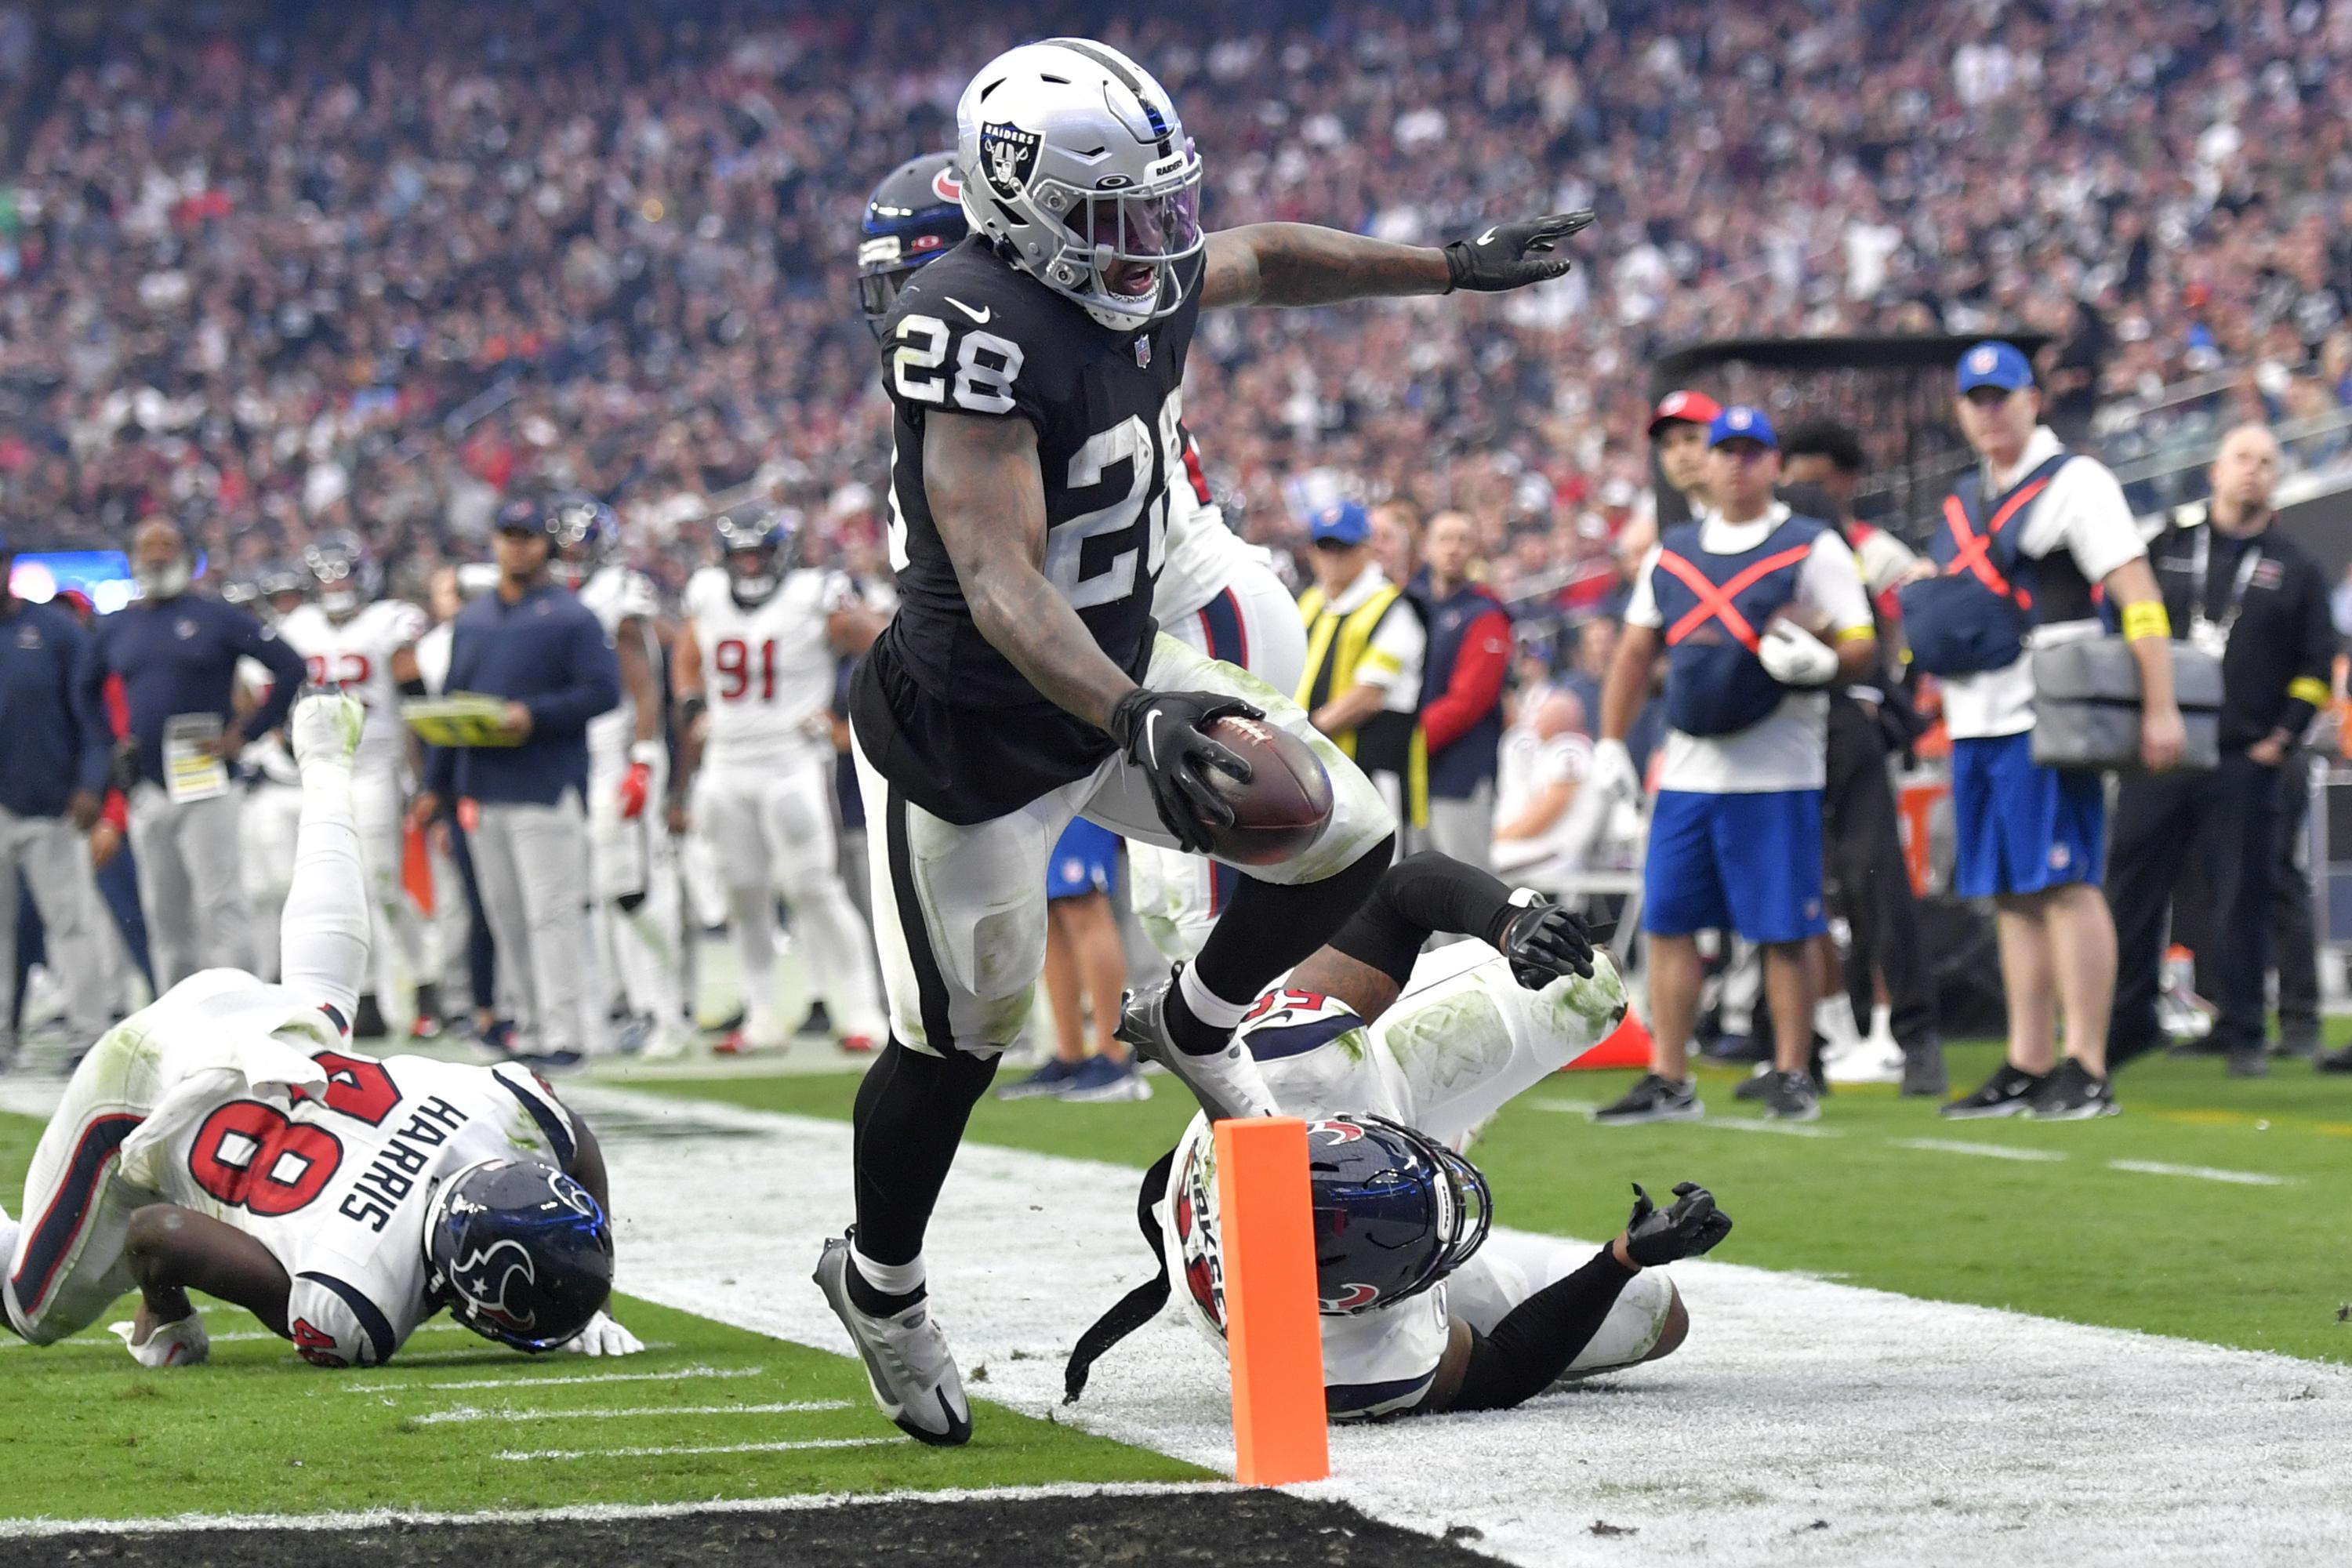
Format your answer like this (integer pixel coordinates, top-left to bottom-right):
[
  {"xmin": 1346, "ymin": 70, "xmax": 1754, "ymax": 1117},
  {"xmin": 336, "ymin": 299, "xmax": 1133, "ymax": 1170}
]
[
  {"xmin": 413, "ymin": 1399, "xmax": 852, "ymax": 1425},
  {"xmin": 496, "ymin": 1436, "xmax": 889, "ymax": 1462}
]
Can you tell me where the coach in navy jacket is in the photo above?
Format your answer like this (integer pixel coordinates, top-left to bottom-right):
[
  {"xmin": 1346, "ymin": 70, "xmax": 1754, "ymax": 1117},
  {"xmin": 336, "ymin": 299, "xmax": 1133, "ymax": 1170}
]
[
  {"xmin": 0, "ymin": 533, "xmax": 120, "ymax": 1048},
  {"xmin": 77, "ymin": 518, "xmax": 307, "ymax": 985},
  {"xmin": 413, "ymin": 500, "xmax": 619, "ymax": 1064}
]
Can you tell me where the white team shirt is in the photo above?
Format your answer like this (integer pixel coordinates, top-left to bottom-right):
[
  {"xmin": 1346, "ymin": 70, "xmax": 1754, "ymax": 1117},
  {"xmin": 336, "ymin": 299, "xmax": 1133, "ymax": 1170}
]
[
  {"xmin": 1937, "ymin": 425, "xmax": 2147, "ymax": 740},
  {"xmin": 684, "ymin": 564, "xmax": 852, "ymax": 774},
  {"xmin": 1152, "ymin": 464, "xmax": 1272, "ymax": 623},
  {"xmin": 576, "ymin": 564, "xmax": 661, "ymax": 765},
  {"xmin": 1158, "ymin": 941, "xmax": 1630, "ymax": 1419},
  {"xmin": 278, "ymin": 601, "xmax": 429, "ymax": 775},
  {"xmin": 415, "ymin": 621, "xmax": 453, "ymax": 696},
  {"xmin": 1494, "ymin": 724, "xmax": 1593, "ymax": 866},
  {"xmin": 1622, "ymin": 504, "xmax": 1873, "ymax": 793},
  {"xmin": 113, "ymin": 971, "xmax": 580, "ymax": 1367},
  {"xmin": 1315, "ymin": 564, "xmax": 1427, "ymax": 713}
]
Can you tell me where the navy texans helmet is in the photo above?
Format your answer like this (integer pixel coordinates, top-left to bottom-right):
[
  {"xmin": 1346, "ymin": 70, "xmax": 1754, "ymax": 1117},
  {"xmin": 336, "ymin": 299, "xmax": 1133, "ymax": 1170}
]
[
  {"xmin": 1163, "ymin": 1108, "xmax": 1491, "ymax": 1342},
  {"xmin": 423, "ymin": 1159, "xmax": 614, "ymax": 1352},
  {"xmin": 303, "ymin": 529, "xmax": 379, "ymax": 620},
  {"xmin": 858, "ymin": 151, "xmax": 968, "ymax": 331},
  {"xmin": 713, "ymin": 502, "xmax": 799, "ymax": 605}
]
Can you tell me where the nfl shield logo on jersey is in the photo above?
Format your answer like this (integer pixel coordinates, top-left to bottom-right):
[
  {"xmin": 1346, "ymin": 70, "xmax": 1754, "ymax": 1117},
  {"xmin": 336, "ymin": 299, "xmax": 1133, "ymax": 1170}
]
[
  {"xmin": 979, "ymin": 122, "xmax": 1040, "ymax": 199},
  {"xmin": 1134, "ymin": 336, "xmax": 1151, "ymax": 368}
]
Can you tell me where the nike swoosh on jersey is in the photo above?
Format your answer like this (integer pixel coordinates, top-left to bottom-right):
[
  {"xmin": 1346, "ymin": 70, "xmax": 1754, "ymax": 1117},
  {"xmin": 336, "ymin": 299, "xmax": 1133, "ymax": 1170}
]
[
  {"xmin": 945, "ymin": 296, "xmax": 993, "ymax": 324},
  {"xmin": 1142, "ymin": 710, "xmax": 1162, "ymax": 767}
]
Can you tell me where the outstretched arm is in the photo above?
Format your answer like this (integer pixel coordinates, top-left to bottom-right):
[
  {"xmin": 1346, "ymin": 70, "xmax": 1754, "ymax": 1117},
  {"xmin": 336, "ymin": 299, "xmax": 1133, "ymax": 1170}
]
[{"xmin": 1201, "ymin": 212, "xmax": 1592, "ymax": 310}]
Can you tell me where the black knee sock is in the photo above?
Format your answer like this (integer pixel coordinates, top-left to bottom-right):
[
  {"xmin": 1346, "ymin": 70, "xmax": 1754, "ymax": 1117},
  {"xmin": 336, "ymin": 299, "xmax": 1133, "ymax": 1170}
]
[
  {"xmin": 848, "ymin": 1039, "xmax": 997, "ymax": 1310},
  {"xmin": 1168, "ymin": 833, "xmax": 1398, "ymax": 1054},
  {"xmin": 1328, "ymin": 850, "xmax": 1523, "ymax": 988}
]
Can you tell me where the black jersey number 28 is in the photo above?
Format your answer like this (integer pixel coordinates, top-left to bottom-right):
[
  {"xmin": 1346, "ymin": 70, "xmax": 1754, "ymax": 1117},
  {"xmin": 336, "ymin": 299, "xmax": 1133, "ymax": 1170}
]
[{"xmin": 892, "ymin": 314, "xmax": 1181, "ymax": 613}]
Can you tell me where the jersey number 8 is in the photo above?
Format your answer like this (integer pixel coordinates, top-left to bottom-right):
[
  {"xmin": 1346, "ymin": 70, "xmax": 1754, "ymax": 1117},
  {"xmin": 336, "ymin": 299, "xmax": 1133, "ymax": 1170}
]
[{"xmin": 185, "ymin": 1054, "xmax": 399, "ymax": 1217}]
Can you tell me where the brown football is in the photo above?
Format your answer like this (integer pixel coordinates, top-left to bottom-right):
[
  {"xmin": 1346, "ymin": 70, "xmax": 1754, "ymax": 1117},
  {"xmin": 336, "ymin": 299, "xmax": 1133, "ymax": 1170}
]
[{"xmin": 1201, "ymin": 715, "xmax": 1335, "ymax": 866}]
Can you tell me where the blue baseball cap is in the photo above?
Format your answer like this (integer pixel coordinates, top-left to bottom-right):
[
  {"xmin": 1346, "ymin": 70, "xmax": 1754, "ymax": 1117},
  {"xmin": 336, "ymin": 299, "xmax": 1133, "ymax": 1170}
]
[
  {"xmin": 1309, "ymin": 499, "xmax": 1370, "ymax": 546},
  {"xmin": 1956, "ymin": 340, "xmax": 2034, "ymax": 394},
  {"xmin": 1707, "ymin": 405, "xmax": 1777, "ymax": 449}
]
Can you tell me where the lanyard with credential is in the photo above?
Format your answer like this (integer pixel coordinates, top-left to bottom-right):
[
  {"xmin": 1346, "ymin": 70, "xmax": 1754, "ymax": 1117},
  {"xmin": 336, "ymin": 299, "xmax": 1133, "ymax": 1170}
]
[{"xmin": 2187, "ymin": 525, "xmax": 2262, "ymax": 644}]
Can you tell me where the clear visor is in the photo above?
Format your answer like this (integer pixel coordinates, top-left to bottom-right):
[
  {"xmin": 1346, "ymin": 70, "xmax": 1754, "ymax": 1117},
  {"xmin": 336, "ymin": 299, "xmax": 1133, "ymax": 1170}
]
[{"xmin": 1057, "ymin": 164, "xmax": 1203, "ymax": 304}]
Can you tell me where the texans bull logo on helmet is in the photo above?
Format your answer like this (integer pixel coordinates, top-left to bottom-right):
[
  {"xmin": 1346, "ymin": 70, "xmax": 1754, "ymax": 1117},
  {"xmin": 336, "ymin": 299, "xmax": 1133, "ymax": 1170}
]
[{"xmin": 448, "ymin": 1236, "xmax": 540, "ymax": 1334}]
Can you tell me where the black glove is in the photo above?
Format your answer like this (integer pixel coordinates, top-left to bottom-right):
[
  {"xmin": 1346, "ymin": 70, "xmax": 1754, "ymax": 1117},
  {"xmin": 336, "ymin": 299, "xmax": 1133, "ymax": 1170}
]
[
  {"xmin": 1494, "ymin": 896, "xmax": 1595, "ymax": 987},
  {"xmin": 1105, "ymin": 688, "xmax": 1260, "ymax": 855},
  {"xmin": 1443, "ymin": 211, "xmax": 1595, "ymax": 293},
  {"xmin": 1622, "ymin": 1181, "xmax": 1733, "ymax": 1267}
]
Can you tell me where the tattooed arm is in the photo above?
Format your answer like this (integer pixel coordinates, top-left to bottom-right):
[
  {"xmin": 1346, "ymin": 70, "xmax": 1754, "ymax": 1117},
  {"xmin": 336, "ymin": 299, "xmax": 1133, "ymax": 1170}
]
[
  {"xmin": 924, "ymin": 409, "xmax": 1138, "ymax": 731},
  {"xmin": 1201, "ymin": 212, "xmax": 1592, "ymax": 309}
]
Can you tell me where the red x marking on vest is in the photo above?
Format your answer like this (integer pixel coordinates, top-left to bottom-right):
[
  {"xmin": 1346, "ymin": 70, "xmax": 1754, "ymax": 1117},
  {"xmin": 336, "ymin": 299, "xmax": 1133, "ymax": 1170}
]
[
  {"xmin": 1939, "ymin": 477, "xmax": 2052, "ymax": 610},
  {"xmin": 1656, "ymin": 545, "xmax": 1816, "ymax": 652}
]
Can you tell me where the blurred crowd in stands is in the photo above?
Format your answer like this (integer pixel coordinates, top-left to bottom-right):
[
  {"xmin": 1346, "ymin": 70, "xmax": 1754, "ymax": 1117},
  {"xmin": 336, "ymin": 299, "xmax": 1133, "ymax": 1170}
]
[{"xmin": 5, "ymin": 0, "xmax": 2352, "ymax": 619}]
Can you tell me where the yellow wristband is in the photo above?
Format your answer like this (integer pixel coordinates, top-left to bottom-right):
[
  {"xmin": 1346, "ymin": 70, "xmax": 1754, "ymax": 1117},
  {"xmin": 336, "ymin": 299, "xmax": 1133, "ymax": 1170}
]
[
  {"xmin": 2288, "ymin": 676, "xmax": 2331, "ymax": 708},
  {"xmin": 2121, "ymin": 601, "xmax": 2170, "ymax": 642}
]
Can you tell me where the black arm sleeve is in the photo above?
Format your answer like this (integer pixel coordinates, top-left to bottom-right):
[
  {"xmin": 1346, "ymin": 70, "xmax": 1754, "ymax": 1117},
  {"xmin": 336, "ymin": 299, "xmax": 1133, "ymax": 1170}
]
[
  {"xmin": 1441, "ymin": 1247, "xmax": 1639, "ymax": 1414},
  {"xmin": 1326, "ymin": 850, "xmax": 1522, "ymax": 987}
]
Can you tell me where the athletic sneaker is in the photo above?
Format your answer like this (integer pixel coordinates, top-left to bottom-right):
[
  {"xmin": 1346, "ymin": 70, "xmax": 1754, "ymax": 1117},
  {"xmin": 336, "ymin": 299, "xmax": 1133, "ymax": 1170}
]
[
  {"xmin": 1116, "ymin": 971, "xmax": 1277, "ymax": 1120},
  {"xmin": 997, "ymin": 1057, "xmax": 1083, "ymax": 1101},
  {"xmin": 1759, "ymin": 1069, "xmax": 1821, "ymax": 1122},
  {"xmin": 1899, "ymin": 1038, "xmax": 1949, "ymax": 1098},
  {"xmin": 1940, "ymin": 1062, "xmax": 2047, "ymax": 1120},
  {"xmin": 2024, "ymin": 1058, "xmax": 2118, "ymax": 1120},
  {"xmin": 517, "ymin": 1048, "xmax": 587, "ymax": 1076},
  {"xmin": 813, "ymin": 1232, "xmax": 971, "ymax": 1446},
  {"xmin": 289, "ymin": 691, "xmax": 363, "ymax": 766},
  {"xmin": 1591, "ymin": 1073, "xmax": 1702, "ymax": 1125},
  {"xmin": 1062, "ymin": 1052, "xmax": 1153, "ymax": 1103}
]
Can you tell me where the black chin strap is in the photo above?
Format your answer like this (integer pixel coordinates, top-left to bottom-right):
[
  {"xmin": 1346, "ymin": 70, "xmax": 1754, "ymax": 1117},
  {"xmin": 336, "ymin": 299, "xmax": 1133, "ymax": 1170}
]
[{"xmin": 1062, "ymin": 1147, "xmax": 1178, "ymax": 1405}]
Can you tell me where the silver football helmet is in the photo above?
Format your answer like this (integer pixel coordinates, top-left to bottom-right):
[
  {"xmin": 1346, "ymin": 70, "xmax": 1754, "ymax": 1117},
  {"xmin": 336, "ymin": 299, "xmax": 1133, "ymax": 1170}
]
[{"xmin": 955, "ymin": 38, "xmax": 1203, "ymax": 333}]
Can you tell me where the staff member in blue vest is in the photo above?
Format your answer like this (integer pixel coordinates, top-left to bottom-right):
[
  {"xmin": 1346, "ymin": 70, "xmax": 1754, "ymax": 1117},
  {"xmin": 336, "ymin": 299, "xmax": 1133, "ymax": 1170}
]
[
  {"xmin": 1591, "ymin": 408, "xmax": 1878, "ymax": 1124},
  {"xmin": 1410, "ymin": 510, "xmax": 1512, "ymax": 871},
  {"xmin": 0, "ymin": 532, "xmax": 118, "ymax": 1061},
  {"xmin": 78, "ymin": 517, "xmax": 307, "ymax": 987},
  {"xmin": 1903, "ymin": 341, "xmax": 2183, "ymax": 1121},
  {"xmin": 411, "ymin": 495, "xmax": 621, "ymax": 1069}
]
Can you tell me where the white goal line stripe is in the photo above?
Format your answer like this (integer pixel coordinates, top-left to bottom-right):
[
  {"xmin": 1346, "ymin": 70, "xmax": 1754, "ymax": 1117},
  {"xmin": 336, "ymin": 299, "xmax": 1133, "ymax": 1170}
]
[
  {"xmin": 347, "ymin": 1363, "xmax": 764, "ymax": 1393},
  {"xmin": 497, "ymin": 1436, "xmax": 891, "ymax": 1461},
  {"xmin": 2107, "ymin": 1158, "xmax": 2289, "ymax": 1186},
  {"xmin": 0, "ymin": 1482, "xmax": 1234, "ymax": 1539},
  {"xmin": 1891, "ymin": 1138, "xmax": 2068, "ymax": 1163},
  {"xmin": 416, "ymin": 1400, "xmax": 852, "ymax": 1425}
]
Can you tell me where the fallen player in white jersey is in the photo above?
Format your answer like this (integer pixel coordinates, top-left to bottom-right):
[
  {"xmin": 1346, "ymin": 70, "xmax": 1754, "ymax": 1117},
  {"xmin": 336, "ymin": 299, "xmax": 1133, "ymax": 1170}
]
[
  {"xmin": 1065, "ymin": 851, "xmax": 1732, "ymax": 1419},
  {"xmin": 0, "ymin": 693, "xmax": 641, "ymax": 1367}
]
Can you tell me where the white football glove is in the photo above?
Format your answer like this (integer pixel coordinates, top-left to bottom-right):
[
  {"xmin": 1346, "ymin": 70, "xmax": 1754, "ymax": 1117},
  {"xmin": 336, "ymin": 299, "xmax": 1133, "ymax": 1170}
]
[
  {"xmin": 1588, "ymin": 738, "xmax": 1642, "ymax": 801},
  {"xmin": 1759, "ymin": 620, "xmax": 1839, "ymax": 688},
  {"xmin": 559, "ymin": 1310, "xmax": 644, "ymax": 1357},
  {"xmin": 109, "ymin": 1312, "xmax": 209, "ymax": 1368}
]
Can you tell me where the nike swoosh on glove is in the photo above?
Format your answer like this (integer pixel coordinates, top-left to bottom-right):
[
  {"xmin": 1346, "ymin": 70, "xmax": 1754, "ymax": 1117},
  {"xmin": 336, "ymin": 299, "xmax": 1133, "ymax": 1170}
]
[
  {"xmin": 110, "ymin": 1314, "xmax": 209, "ymax": 1367},
  {"xmin": 1495, "ymin": 897, "xmax": 1596, "ymax": 985},
  {"xmin": 1444, "ymin": 211, "xmax": 1596, "ymax": 292},
  {"xmin": 1759, "ymin": 620, "xmax": 1840, "ymax": 687},
  {"xmin": 1623, "ymin": 1181, "xmax": 1735, "ymax": 1267},
  {"xmin": 1105, "ymin": 688, "xmax": 1260, "ymax": 855},
  {"xmin": 559, "ymin": 1310, "xmax": 645, "ymax": 1356}
]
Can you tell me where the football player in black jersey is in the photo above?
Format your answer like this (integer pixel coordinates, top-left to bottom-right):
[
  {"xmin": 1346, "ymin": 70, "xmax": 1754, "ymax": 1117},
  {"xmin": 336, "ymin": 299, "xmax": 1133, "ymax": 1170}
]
[{"xmin": 818, "ymin": 35, "xmax": 1593, "ymax": 1447}]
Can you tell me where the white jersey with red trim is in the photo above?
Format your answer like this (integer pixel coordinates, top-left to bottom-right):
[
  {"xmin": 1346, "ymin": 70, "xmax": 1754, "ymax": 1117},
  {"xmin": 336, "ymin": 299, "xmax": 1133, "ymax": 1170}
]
[
  {"xmin": 277, "ymin": 601, "xmax": 428, "ymax": 775},
  {"xmin": 115, "ymin": 974, "xmax": 581, "ymax": 1368},
  {"xmin": 577, "ymin": 564, "xmax": 661, "ymax": 767},
  {"xmin": 1151, "ymin": 433, "xmax": 1270, "ymax": 625},
  {"xmin": 1156, "ymin": 942, "xmax": 1632, "ymax": 1419},
  {"xmin": 685, "ymin": 564, "xmax": 852, "ymax": 775}
]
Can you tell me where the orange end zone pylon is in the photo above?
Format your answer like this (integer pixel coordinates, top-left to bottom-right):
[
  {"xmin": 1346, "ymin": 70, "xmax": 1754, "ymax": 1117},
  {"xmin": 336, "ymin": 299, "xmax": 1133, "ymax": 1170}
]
[
  {"xmin": 1564, "ymin": 1009, "xmax": 1653, "ymax": 1071},
  {"xmin": 1213, "ymin": 1116, "xmax": 1330, "ymax": 1486}
]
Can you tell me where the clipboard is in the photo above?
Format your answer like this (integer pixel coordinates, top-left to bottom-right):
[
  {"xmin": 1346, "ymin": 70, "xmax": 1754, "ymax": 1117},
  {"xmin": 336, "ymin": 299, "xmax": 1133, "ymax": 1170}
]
[
  {"xmin": 162, "ymin": 713, "xmax": 230, "ymax": 804},
  {"xmin": 401, "ymin": 693, "xmax": 526, "ymax": 747}
]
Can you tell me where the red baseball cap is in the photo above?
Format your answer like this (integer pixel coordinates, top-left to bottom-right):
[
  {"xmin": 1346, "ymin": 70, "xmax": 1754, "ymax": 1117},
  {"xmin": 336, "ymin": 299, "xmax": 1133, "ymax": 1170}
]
[{"xmin": 1648, "ymin": 390, "xmax": 1722, "ymax": 435}]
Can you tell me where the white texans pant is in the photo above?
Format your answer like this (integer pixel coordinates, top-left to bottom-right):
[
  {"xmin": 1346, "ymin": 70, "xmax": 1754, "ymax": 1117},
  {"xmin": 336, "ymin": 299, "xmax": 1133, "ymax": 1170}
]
[
  {"xmin": 588, "ymin": 748, "xmax": 684, "ymax": 1031},
  {"xmin": 0, "ymin": 805, "xmax": 114, "ymax": 1047},
  {"xmin": 469, "ymin": 792, "xmax": 601, "ymax": 1058},
  {"xmin": 128, "ymin": 783, "xmax": 254, "ymax": 987},
  {"xmin": 694, "ymin": 750, "xmax": 885, "ymax": 1043},
  {"xmin": 855, "ymin": 631, "xmax": 1392, "ymax": 1059},
  {"xmin": 1128, "ymin": 558, "xmax": 1311, "ymax": 962}
]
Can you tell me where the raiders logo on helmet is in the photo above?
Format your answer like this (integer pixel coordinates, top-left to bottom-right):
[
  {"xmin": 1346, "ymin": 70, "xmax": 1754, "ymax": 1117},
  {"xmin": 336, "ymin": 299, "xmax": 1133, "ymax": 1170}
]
[{"xmin": 979, "ymin": 121, "xmax": 1040, "ymax": 199}]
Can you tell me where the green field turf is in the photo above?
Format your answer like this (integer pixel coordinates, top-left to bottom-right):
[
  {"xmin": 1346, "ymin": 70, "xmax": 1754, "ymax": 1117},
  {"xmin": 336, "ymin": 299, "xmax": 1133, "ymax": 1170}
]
[
  {"xmin": 0, "ymin": 1116, "xmax": 1209, "ymax": 1524},
  {"xmin": 635, "ymin": 1039, "xmax": 2352, "ymax": 1365}
]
